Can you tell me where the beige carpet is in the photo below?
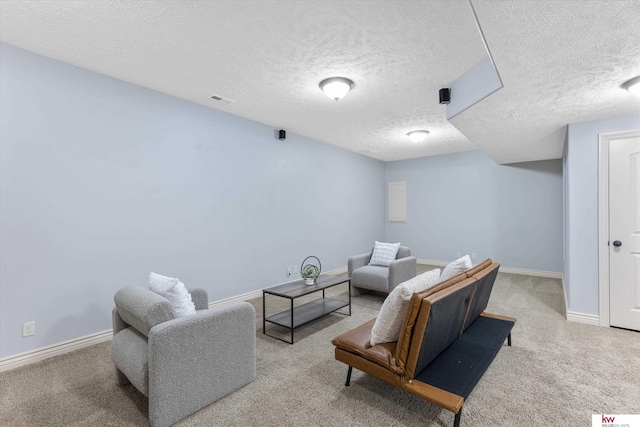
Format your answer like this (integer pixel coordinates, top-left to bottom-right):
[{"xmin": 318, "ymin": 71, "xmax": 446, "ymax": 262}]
[{"xmin": 1, "ymin": 267, "xmax": 639, "ymax": 426}]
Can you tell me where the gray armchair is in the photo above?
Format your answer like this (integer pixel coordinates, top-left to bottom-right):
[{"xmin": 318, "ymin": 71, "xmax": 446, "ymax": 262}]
[
  {"xmin": 348, "ymin": 246, "xmax": 417, "ymax": 296},
  {"xmin": 111, "ymin": 286, "xmax": 256, "ymax": 427}
]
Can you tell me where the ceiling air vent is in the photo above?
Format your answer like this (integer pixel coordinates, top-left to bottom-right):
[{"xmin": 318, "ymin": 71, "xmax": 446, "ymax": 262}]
[{"xmin": 209, "ymin": 94, "xmax": 235, "ymax": 105}]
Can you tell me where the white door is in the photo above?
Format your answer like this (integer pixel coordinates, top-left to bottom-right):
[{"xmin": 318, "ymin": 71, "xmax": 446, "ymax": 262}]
[{"xmin": 609, "ymin": 134, "xmax": 640, "ymax": 331}]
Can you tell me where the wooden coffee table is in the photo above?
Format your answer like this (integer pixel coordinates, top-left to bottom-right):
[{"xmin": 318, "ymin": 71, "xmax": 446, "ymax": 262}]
[{"xmin": 262, "ymin": 274, "xmax": 351, "ymax": 344}]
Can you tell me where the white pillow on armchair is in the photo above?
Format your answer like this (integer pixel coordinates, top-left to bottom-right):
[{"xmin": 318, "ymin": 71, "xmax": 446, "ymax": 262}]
[
  {"xmin": 369, "ymin": 241, "xmax": 401, "ymax": 267},
  {"xmin": 149, "ymin": 272, "xmax": 197, "ymax": 317}
]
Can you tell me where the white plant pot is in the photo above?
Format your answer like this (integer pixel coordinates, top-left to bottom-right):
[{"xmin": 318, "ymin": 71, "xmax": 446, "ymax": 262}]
[{"xmin": 305, "ymin": 278, "xmax": 315, "ymax": 285}]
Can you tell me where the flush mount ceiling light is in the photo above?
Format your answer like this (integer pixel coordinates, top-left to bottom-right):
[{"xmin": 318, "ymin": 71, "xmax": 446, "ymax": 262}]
[
  {"xmin": 319, "ymin": 77, "xmax": 355, "ymax": 101},
  {"xmin": 622, "ymin": 75, "xmax": 640, "ymax": 96},
  {"xmin": 407, "ymin": 130, "xmax": 430, "ymax": 142}
]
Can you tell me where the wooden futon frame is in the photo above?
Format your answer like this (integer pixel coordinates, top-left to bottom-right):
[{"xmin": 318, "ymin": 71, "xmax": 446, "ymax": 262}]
[{"xmin": 332, "ymin": 260, "xmax": 515, "ymax": 427}]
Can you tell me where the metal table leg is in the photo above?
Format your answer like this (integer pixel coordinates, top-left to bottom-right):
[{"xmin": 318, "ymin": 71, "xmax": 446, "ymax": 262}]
[
  {"xmin": 290, "ymin": 298, "xmax": 294, "ymax": 344},
  {"xmin": 348, "ymin": 280, "xmax": 351, "ymax": 316}
]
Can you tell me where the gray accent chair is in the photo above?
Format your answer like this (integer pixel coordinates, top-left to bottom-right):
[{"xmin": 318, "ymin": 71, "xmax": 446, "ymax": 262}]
[
  {"xmin": 111, "ymin": 286, "xmax": 256, "ymax": 427},
  {"xmin": 348, "ymin": 246, "xmax": 417, "ymax": 296}
]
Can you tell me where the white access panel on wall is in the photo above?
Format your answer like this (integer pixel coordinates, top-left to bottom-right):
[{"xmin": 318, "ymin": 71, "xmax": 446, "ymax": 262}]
[{"xmin": 388, "ymin": 181, "xmax": 407, "ymax": 222}]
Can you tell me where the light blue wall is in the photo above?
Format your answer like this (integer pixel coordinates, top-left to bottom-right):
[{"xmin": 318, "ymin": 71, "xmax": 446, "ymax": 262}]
[
  {"xmin": 565, "ymin": 113, "xmax": 640, "ymax": 315},
  {"xmin": 0, "ymin": 44, "xmax": 385, "ymax": 358},
  {"xmin": 385, "ymin": 151, "xmax": 563, "ymax": 272}
]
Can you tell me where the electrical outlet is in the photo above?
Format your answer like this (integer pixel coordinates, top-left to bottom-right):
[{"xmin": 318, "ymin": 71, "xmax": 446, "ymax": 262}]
[
  {"xmin": 456, "ymin": 252, "xmax": 461, "ymax": 257},
  {"xmin": 472, "ymin": 253, "xmax": 476, "ymax": 259},
  {"xmin": 286, "ymin": 268, "xmax": 291, "ymax": 277},
  {"xmin": 23, "ymin": 321, "xmax": 35, "ymax": 337}
]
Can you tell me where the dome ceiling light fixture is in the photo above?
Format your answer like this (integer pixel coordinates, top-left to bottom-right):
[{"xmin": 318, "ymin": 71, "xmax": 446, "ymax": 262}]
[
  {"xmin": 622, "ymin": 75, "xmax": 640, "ymax": 97},
  {"xmin": 407, "ymin": 130, "xmax": 430, "ymax": 142},
  {"xmin": 319, "ymin": 77, "xmax": 355, "ymax": 101}
]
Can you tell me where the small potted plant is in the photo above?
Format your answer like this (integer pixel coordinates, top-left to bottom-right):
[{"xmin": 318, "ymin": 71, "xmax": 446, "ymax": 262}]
[{"xmin": 301, "ymin": 264, "xmax": 320, "ymax": 285}]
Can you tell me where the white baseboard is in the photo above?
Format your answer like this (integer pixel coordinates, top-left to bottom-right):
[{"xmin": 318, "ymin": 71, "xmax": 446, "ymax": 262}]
[
  {"xmin": 0, "ymin": 329, "xmax": 112, "ymax": 373},
  {"xmin": 208, "ymin": 288, "xmax": 263, "ymax": 308},
  {"xmin": 561, "ymin": 275, "xmax": 569, "ymax": 318},
  {"xmin": 1, "ymin": 269, "xmax": 351, "ymax": 373},
  {"xmin": 417, "ymin": 259, "xmax": 562, "ymax": 279},
  {"xmin": 499, "ymin": 267, "xmax": 562, "ymax": 279},
  {"xmin": 566, "ymin": 311, "xmax": 600, "ymax": 326},
  {"xmin": 0, "ymin": 288, "xmax": 265, "ymax": 372},
  {"xmin": 417, "ymin": 258, "xmax": 448, "ymax": 268},
  {"xmin": 210, "ymin": 266, "xmax": 348, "ymax": 309},
  {"xmin": 325, "ymin": 266, "xmax": 348, "ymax": 276},
  {"xmin": 420, "ymin": 261, "xmax": 599, "ymax": 327}
]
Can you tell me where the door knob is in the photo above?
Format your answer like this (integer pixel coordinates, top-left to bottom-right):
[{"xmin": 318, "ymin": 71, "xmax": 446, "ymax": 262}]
[{"xmin": 613, "ymin": 240, "xmax": 622, "ymax": 247}]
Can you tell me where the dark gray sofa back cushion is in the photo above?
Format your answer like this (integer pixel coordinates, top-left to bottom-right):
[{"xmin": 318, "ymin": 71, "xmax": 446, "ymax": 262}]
[{"xmin": 413, "ymin": 280, "xmax": 477, "ymax": 374}]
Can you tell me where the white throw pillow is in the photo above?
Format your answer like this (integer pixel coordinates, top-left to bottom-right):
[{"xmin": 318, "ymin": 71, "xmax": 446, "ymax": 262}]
[
  {"xmin": 149, "ymin": 272, "xmax": 197, "ymax": 317},
  {"xmin": 369, "ymin": 241, "xmax": 401, "ymax": 267},
  {"xmin": 370, "ymin": 268, "xmax": 441, "ymax": 346},
  {"xmin": 440, "ymin": 255, "xmax": 473, "ymax": 281}
]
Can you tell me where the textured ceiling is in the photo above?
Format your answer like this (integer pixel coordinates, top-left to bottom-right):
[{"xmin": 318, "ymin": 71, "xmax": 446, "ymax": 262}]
[
  {"xmin": 455, "ymin": 0, "xmax": 640, "ymax": 164},
  {"xmin": 0, "ymin": 1, "xmax": 639, "ymax": 163}
]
